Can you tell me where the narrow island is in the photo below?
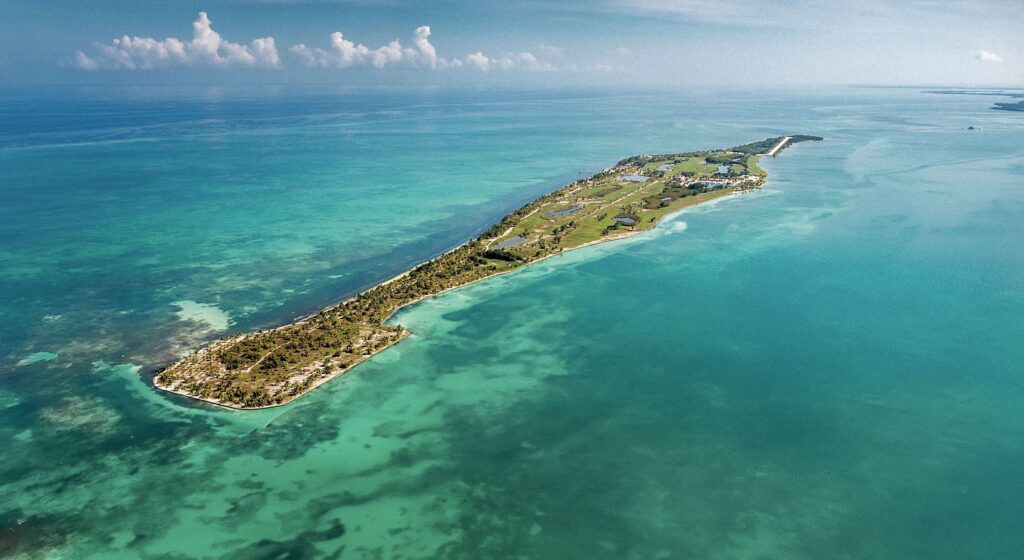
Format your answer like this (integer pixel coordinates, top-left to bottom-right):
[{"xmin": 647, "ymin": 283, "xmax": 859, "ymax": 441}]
[{"xmin": 155, "ymin": 135, "xmax": 822, "ymax": 409}]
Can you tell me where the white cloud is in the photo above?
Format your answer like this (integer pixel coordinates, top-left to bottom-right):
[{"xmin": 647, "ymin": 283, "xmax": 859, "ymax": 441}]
[
  {"xmin": 537, "ymin": 44, "xmax": 563, "ymax": 58},
  {"xmin": 73, "ymin": 16, "xmax": 558, "ymax": 74},
  {"xmin": 291, "ymin": 33, "xmax": 371, "ymax": 68},
  {"xmin": 413, "ymin": 26, "xmax": 438, "ymax": 69},
  {"xmin": 73, "ymin": 12, "xmax": 279, "ymax": 70},
  {"xmin": 975, "ymin": 50, "xmax": 1003, "ymax": 63},
  {"xmin": 466, "ymin": 51, "xmax": 491, "ymax": 71},
  {"xmin": 502, "ymin": 52, "xmax": 555, "ymax": 71},
  {"xmin": 607, "ymin": 0, "xmax": 1024, "ymax": 32},
  {"xmin": 611, "ymin": 0, "xmax": 774, "ymax": 24},
  {"xmin": 290, "ymin": 25, "xmax": 459, "ymax": 69},
  {"xmin": 73, "ymin": 50, "xmax": 98, "ymax": 70},
  {"xmin": 372, "ymin": 40, "xmax": 404, "ymax": 68},
  {"xmin": 290, "ymin": 26, "xmax": 555, "ymax": 72},
  {"xmin": 462, "ymin": 51, "xmax": 555, "ymax": 72},
  {"xmin": 564, "ymin": 62, "xmax": 617, "ymax": 72}
]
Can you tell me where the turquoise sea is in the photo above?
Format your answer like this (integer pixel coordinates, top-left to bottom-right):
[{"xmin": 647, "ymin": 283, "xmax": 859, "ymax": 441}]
[{"xmin": 1, "ymin": 86, "xmax": 1023, "ymax": 558}]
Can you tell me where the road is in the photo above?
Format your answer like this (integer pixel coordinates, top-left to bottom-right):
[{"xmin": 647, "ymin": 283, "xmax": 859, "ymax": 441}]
[{"xmin": 765, "ymin": 136, "xmax": 792, "ymax": 157}]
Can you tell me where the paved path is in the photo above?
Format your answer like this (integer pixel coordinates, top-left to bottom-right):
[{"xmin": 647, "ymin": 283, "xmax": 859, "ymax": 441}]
[{"xmin": 765, "ymin": 136, "xmax": 792, "ymax": 157}]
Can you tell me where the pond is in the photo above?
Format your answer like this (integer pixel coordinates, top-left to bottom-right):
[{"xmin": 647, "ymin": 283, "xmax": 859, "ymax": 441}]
[
  {"xmin": 542, "ymin": 204, "xmax": 584, "ymax": 218},
  {"xmin": 694, "ymin": 180, "xmax": 728, "ymax": 191},
  {"xmin": 493, "ymin": 236, "xmax": 526, "ymax": 249},
  {"xmin": 613, "ymin": 216, "xmax": 637, "ymax": 225},
  {"xmin": 656, "ymin": 164, "xmax": 672, "ymax": 172},
  {"xmin": 621, "ymin": 175, "xmax": 648, "ymax": 182}
]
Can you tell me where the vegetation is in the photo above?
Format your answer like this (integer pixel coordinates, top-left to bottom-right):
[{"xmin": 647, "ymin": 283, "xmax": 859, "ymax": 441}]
[
  {"xmin": 155, "ymin": 135, "xmax": 821, "ymax": 409},
  {"xmin": 993, "ymin": 100, "xmax": 1024, "ymax": 112}
]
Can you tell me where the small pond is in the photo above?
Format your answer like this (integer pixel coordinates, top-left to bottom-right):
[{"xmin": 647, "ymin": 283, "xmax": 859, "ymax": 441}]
[
  {"xmin": 542, "ymin": 204, "xmax": 584, "ymax": 218},
  {"xmin": 493, "ymin": 236, "xmax": 526, "ymax": 250}
]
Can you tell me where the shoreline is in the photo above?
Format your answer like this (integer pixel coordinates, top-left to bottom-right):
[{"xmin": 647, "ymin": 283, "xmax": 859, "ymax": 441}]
[{"xmin": 154, "ymin": 330, "xmax": 412, "ymax": 411}]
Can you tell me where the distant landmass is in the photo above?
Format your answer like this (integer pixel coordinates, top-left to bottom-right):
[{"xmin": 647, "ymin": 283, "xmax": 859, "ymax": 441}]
[
  {"xmin": 993, "ymin": 100, "xmax": 1024, "ymax": 112},
  {"xmin": 924, "ymin": 89, "xmax": 1024, "ymax": 112}
]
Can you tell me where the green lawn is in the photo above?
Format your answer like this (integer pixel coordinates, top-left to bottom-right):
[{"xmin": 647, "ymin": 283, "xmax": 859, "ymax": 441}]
[
  {"xmin": 745, "ymin": 155, "xmax": 766, "ymax": 176},
  {"xmin": 670, "ymin": 156, "xmax": 719, "ymax": 176}
]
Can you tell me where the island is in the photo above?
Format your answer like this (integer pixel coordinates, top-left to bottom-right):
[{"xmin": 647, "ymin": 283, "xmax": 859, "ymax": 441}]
[
  {"xmin": 924, "ymin": 89, "xmax": 1024, "ymax": 113},
  {"xmin": 155, "ymin": 135, "xmax": 822, "ymax": 409},
  {"xmin": 993, "ymin": 99, "xmax": 1024, "ymax": 112}
]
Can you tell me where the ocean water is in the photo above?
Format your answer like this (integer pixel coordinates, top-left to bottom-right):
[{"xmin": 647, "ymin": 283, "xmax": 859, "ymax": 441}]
[{"xmin": 1, "ymin": 86, "xmax": 1023, "ymax": 559}]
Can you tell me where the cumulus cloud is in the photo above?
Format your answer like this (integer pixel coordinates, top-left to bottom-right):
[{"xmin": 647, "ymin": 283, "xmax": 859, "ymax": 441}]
[
  {"xmin": 466, "ymin": 51, "xmax": 491, "ymax": 71},
  {"xmin": 413, "ymin": 26, "xmax": 438, "ymax": 69},
  {"xmin": 974, "ymin": 50, "xmax": 1003, "ymax": 63},
  {"xmin": 73, "ymin": 16, "xmax": 557, "ymax": 73},
  {"xmin": 289, "ymin": 26, "xmax": 556, "ymax": 72},
  {"xmin": 73, "ymin": 12, "xmax": 279, "ymax": 70},
  {"xmin": 501, "ymin": 52, "xmax": 554, "ymax": 71},
  {"xmin": 73, "ymin": 50, "xmax": 98, "ymax": 70},
  {"xmin": 462, "ymin": 51, "xmax": 554, "ymax": 72},
  {"xmin": 290, "ymin": 25, "xmax": 460, "ymax": 69}
]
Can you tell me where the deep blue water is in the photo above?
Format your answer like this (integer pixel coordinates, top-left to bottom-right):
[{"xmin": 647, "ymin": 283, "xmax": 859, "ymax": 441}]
[{"xmin": 1, "ymin": 86, "xmax": 1023, "ymax": 558}]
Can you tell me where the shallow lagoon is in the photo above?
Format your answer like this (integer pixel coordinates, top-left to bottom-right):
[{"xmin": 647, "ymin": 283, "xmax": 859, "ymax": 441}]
[{"xmin": 1, "ymin": 87, "xmax": 1023, "ymax": 558}]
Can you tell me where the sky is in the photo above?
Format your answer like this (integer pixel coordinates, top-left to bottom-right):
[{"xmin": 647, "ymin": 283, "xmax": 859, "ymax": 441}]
[{"xmin": 1, "ymin": 0, "xmax": 1021, "ymax": 88}]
